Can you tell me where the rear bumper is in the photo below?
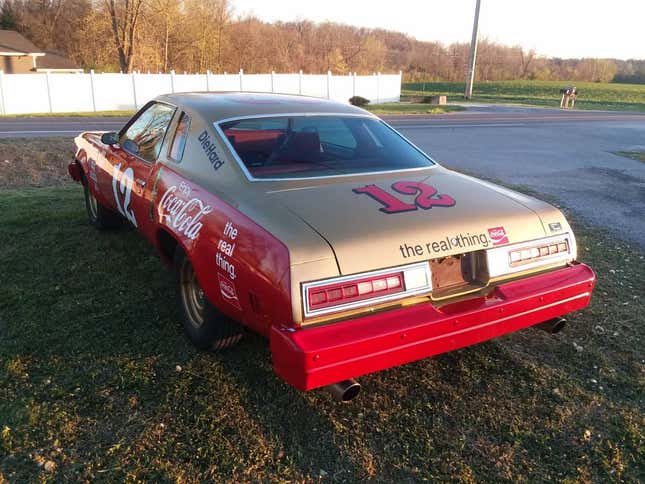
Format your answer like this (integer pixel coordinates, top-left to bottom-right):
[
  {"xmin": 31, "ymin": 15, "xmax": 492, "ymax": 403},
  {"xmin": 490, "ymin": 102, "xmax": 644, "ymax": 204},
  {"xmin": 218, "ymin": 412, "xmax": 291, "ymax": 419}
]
[{"xmin": 270, "ymin": 263, "xmax": 595, "ymax": 391}]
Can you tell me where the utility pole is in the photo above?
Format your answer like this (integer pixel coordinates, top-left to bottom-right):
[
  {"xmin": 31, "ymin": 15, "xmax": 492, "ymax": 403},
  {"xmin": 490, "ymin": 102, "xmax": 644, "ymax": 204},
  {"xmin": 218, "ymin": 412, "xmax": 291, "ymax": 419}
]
[{"xmin": 464, "ymin": 0, "xmax": 481, "ymax": 99}]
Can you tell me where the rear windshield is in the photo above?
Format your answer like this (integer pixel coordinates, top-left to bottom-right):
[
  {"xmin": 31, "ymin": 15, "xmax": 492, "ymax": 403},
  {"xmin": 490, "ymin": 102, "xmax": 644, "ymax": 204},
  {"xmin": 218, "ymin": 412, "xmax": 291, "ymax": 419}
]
[{"xmin": 218, "ymin": 115, "xmax": 434, "ymax": 179}]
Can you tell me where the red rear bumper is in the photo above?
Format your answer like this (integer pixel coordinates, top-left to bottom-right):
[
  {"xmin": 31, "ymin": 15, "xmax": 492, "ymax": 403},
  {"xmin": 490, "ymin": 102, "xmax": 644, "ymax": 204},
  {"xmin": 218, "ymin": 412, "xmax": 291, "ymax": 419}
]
[{"xmin": 270, "ymin": 263, "xmax": 595, "ymax": 390}]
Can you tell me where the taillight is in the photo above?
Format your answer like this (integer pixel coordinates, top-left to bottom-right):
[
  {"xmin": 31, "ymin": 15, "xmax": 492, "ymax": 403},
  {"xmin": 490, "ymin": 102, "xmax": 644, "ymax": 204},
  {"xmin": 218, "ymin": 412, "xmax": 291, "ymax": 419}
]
[
  {"xmin": 486, "ymin": 234, "xmax": 575, "ymax": 278},
  {"xmin": 307, "ymin": 272, "xmax": 404, "ymax": 311},
  {"xmin": 509, "ymin": 240, "xmax": 569, "ymax": 266},
  {"xmin": 303, "ymin": 262, "xmax": 432, "ymax": 318}
]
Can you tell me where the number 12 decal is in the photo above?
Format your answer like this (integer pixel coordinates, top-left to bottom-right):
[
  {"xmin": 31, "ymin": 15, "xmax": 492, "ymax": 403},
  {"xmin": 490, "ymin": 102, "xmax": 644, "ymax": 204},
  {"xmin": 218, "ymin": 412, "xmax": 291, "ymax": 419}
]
[
  {"xmin": 353, "ymin": 181, "xmax": 456, "ymax": 214},
  {"xmin": 111, "ymin": 163, "xmax": 138, "ymax": 226}
]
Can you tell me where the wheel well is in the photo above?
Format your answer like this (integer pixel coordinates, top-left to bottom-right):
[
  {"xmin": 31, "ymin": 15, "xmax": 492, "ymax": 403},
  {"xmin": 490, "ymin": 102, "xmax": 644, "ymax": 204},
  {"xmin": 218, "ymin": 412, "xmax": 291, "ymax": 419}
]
[
  {"xmin": 78, "ymin": 162, "xmax": 87, "ymax": 185},
  {"xmin": 157, "ymin": 228, "xmax": 180, "ymax": 265}
]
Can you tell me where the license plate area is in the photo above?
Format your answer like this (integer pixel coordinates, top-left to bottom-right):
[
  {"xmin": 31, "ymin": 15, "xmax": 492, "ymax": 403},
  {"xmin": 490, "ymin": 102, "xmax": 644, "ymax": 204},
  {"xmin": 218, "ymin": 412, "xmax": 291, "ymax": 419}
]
[{"xmin": 429, "ymin": 250, "xmax": 489, "ymax": 299}]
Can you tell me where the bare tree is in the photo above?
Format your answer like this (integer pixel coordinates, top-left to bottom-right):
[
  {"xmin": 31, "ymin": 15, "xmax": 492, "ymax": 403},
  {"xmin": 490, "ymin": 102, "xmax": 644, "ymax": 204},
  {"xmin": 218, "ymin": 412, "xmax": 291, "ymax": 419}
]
[
  {"xmin": 105, "ymin": 0, "xmax": 145, "ymax": 72},
  {"xmin": 6, "ymin": 1, "xmax": 632, "ymax": 83},
  {"xmin": 519, "ymin": 48, "xmax": 536, "ymax": 79}
]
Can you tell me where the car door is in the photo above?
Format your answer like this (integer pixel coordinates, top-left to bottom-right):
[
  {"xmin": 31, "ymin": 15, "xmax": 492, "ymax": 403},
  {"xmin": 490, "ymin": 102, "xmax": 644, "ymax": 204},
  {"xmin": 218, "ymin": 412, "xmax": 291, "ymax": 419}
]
[{"xmin": 105, "ymin": 101, "xmax": 176, "ymax": 236}]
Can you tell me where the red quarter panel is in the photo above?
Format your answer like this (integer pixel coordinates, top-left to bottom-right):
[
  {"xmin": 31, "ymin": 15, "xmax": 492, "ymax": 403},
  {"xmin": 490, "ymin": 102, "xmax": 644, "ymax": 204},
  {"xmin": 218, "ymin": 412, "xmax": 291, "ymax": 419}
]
[{"xmin": 154, "ymin": 167, "xmax": 292, "ymax": 335}]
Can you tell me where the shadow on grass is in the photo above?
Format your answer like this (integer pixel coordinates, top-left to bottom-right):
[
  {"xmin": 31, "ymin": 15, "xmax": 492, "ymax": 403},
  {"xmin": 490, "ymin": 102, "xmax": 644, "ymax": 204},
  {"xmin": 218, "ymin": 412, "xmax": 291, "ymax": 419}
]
[{"xmin": 1, "ymin": 186, "xmax": 643, "ymax": 481}]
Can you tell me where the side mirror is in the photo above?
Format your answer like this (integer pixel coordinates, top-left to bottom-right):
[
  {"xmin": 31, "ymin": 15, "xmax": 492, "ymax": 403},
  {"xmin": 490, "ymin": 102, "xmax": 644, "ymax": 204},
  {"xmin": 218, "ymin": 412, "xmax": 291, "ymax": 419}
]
[
  {"xmin": 122, "ymin": 139, "xmax": 140, "ymax": 155},
  {"xmin": 101, "ymin": 132, "xmax": 119, "ymax": 146}
]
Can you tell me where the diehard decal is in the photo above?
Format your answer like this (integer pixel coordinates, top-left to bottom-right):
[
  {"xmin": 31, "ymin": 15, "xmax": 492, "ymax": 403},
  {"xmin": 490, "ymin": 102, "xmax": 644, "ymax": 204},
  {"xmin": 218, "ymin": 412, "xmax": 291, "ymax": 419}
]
[
  {"xmin": 353, "ymin": 181, "xmax": 455, "ymax": 214},
  {"xmin": 218, "ymin": 273, "xmax": 241, "ymax": 310},
  {"xmin": 198, "ymin": 130, "xmax": 225, "ymax": 171},
  {"xmin": 158, "ymin": 185, "xmax": 213, "ymax": 240},
  {"xmin": 111, "ymin": 163, "xmax": 138, "ymax": 227},
  {"xmin": 488, "ymin": 226, "xmax": 509, "ymax": 245}
]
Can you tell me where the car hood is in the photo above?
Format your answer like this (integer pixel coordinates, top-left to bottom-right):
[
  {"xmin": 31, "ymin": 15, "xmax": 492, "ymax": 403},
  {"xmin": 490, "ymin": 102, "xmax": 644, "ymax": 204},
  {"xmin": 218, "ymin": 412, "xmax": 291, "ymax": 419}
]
[{"xmin": 265, "ymin": 169, "xmax": 552, "ymax": 275}]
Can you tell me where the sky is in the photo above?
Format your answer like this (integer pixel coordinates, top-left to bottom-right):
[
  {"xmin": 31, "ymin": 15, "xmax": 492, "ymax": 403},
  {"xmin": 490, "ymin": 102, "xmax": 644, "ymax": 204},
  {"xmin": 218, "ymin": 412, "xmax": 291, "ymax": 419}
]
[{"xmin": 231, "ymin": 0, "xmax": 644, "ymax": 60}]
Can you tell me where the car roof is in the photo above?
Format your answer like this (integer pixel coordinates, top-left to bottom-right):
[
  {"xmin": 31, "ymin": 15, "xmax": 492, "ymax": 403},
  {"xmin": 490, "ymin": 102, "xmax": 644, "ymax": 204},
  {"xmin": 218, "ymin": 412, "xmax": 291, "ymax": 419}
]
[{"xmin": 156, "ymin": 92, "xmax": 374, "ymax": 122}]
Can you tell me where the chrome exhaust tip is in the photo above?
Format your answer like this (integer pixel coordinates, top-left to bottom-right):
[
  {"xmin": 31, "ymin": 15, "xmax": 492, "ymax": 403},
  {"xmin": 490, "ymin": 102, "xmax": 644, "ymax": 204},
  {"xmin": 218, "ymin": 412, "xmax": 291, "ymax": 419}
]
[
  {"xmin": 325, "ymin": 379, "xmax": 361, "ymax": 402},
  {"xmin": 536, "ymin": 317, "xmax": 567, "ymax": 334}
]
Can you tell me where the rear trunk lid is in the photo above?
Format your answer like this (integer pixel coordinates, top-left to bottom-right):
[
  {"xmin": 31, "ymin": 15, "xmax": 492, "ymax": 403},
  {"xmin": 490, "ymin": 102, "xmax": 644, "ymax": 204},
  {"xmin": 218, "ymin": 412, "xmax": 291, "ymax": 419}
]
[{"xmin": 266, "ymin": 169, "xmax": 548, "ymax": 275}]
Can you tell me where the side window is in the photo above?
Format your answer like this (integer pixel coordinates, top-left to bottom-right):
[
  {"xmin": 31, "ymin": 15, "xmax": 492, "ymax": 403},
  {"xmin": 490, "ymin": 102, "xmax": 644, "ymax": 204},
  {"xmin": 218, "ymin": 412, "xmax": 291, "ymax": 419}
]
[
  {"xmin": 168, "ymin": 111, "xmax": 191, "ymax": 162},
  {"xmin": 120, "ymin": 102, "xmax": 175, "ymax": 162}
]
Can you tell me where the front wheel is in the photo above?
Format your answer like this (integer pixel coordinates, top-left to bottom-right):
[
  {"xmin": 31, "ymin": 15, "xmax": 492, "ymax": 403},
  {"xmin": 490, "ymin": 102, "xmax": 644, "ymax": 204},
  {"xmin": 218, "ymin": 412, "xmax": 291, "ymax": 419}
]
[
  {"xmin": 82, "ymin": 176, "xmax": 122, "ymax": 229},
  {"xmin": 174, "ymin": 248, "xmax": 242, "ymax": 350}
]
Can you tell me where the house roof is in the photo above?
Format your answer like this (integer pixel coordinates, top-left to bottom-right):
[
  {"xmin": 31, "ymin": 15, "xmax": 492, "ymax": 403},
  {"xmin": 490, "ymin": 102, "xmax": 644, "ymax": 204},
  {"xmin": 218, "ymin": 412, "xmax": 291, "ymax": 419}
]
[
  {"xmin": 0, "ymin": 30, "xmax": 44, "ymax": 55},
  {"xmin": 35, "ymin": 51, "xmax": 82, "ymax": 71}
]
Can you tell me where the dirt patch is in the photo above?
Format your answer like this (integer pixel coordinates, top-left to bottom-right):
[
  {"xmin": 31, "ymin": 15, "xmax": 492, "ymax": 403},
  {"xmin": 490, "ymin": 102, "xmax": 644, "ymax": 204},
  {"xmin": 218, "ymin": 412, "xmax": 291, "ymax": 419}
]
[{"xmin": 0, "ymin": 138, "xmax": 75, "ymax": 188}]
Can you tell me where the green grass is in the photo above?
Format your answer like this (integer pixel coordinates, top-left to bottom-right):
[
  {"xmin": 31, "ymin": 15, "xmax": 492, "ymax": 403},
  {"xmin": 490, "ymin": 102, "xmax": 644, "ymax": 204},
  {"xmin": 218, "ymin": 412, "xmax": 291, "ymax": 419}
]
[
  {"xmin": 366, "ymin": 103, "xmax": 465, "ymax": 115},
  {"xmin": 0, "ymin": 185, "xmax": 643, "ymax": 481},
  {"xmin": 0, "ymin": 110, "xmax": 135, "ymax": 118},
  {"xmin": 404, "ymin": 80, "xmax": 645, "ymax": 112},
  {"xmin": 614, "ymin": 151, "xmax": 645, "ymax": 163}
]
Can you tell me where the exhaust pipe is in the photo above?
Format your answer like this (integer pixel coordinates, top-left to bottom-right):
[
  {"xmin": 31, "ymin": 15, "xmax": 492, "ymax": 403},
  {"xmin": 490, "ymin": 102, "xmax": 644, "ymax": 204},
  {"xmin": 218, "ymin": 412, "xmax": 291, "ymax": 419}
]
[
  {"xmin": 536, "ymin": 317, "xmax": 567, "ymax": 334},
  {"xmin": 325, "ymin": 379, "xmax": 361, "ymax": 402}
]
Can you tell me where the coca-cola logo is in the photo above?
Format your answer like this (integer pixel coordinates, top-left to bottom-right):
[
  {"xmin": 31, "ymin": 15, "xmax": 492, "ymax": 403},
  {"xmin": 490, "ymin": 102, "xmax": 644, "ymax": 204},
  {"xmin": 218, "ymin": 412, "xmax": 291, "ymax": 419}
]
[
  {"xmin": 218, "ymin": 273, "xmax": 241, "ymax": 309},
  {"xmin": 158, "ymin": 185, "xmax": 213, "ymax": 240},
  {"xmin": 488, "ymin": 226, "xmax": 509, "ymax": 245}
]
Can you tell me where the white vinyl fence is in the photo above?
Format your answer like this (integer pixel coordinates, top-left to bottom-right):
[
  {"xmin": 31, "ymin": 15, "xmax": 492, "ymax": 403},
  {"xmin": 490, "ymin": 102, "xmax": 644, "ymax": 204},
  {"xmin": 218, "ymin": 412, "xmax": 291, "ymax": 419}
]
[{"xmin": 0, "ymin": 69, "xmax": 402, "ymax": 115}]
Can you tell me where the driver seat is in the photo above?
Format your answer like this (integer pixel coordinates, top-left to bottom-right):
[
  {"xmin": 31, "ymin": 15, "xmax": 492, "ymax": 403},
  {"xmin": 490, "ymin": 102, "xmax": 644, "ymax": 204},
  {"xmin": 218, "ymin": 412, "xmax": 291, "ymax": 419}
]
[{"xmin": 274, "ymin": 131, "xmax": 321, "ymax": 162}]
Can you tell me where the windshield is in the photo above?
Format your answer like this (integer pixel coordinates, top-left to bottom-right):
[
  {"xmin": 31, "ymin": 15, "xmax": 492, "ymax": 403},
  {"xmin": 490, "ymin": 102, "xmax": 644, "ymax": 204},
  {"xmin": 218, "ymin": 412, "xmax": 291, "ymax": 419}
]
[{"xmin": 218, "ymin": 115, "xmax": 434, "ymax": 179}]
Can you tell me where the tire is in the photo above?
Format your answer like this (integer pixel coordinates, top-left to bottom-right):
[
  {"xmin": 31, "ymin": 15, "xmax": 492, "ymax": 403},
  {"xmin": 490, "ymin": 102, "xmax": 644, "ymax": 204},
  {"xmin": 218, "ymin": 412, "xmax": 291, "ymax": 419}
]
[
  {"xmin": 82, "ymin": 175, "xmax": 122, "ymax": 229},
  {"xmin": 174, "ymin": 247, "xmax": 242, "ymax": 350}
]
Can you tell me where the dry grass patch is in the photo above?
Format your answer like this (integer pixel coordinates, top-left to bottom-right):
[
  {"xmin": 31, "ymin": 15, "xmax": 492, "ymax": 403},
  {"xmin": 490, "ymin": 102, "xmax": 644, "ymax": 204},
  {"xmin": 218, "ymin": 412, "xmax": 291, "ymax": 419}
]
[{"xmin": 0, "ymin": 138, "xmax": 74, "ymax": 188}]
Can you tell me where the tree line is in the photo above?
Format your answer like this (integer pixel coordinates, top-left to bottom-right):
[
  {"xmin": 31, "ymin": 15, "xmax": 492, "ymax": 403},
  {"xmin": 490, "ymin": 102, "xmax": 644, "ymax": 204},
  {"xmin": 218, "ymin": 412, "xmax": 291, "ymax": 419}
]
[{"xmin": 1, "ymin": 0, "xmax": 643, "ymax": 83}]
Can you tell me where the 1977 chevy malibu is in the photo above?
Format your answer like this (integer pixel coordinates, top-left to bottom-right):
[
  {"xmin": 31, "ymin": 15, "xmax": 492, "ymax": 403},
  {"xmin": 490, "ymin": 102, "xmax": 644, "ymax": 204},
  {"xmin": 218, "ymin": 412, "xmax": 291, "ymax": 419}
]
[{"xmin": 69, "ymin": 92, "xmax": 595, "ymax": 401}]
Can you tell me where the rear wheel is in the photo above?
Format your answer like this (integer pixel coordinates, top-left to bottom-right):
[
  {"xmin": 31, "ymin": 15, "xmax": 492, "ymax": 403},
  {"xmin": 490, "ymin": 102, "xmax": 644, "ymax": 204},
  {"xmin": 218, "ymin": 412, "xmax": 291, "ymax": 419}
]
[
  {"xmin": 174, "ymin": 248, "xmax": 242, "ymax": 350},
  {"xmin": 82, "ymin": 175, "xmax": 122, "ymax": 229}
]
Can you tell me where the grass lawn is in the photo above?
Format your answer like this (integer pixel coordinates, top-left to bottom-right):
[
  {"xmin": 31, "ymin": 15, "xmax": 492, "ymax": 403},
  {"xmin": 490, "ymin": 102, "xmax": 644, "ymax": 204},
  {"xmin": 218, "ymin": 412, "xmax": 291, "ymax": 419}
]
[
  {"xmin": 404, "ymin": 80, "xmax": 645, "ymax": 112},
  {"xmin": 0, "ymin": 156, "xmax": 643, "ymax": 480},
  {"xmin": 0, "ymin": 110, "xmax": 135, "ymax": 118},
  {"xmin": 615, "ymin": 151, "xmax": 645, "ymax": 163},
  {"xmin": 366, "ymin": 103, "xmax": 465, "ymax": 115}
]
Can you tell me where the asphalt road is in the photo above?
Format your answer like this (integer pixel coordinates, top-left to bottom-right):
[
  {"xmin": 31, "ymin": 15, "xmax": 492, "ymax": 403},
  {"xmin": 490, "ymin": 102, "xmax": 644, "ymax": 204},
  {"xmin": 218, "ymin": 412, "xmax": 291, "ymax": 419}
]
[
  {"xmin": 1, "ymin": 105, "xmax": 644, "ymax": 247},
  {"xmin": 391, "ymin": 107, "xmax": 645, "ymax": 249}
]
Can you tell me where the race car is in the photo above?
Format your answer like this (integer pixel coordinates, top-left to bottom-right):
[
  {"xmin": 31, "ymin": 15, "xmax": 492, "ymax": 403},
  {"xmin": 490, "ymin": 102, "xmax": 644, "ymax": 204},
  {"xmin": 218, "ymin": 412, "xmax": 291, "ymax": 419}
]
[{"xmin": 69, "ymin": 92, "xmax": 595, "ymax": 401}]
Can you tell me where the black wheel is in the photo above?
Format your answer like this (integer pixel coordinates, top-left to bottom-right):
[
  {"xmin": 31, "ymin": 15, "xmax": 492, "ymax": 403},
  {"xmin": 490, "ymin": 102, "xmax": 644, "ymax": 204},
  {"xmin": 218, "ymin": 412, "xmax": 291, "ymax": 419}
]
[
  {"xmin": 82, "ymin": 175, "xmax": 122, "ymax": 229},
  {"xmin": 174, "ymin": 248, "xmax": 242, "ymax": 350}
]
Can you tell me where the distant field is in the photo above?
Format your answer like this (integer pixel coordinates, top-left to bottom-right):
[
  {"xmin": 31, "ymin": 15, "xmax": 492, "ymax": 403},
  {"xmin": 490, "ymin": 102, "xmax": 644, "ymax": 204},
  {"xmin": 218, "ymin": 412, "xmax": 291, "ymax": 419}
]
[
  {"xmin": 366, "ymin": 103, "xmax": 465, "ymax": 115},
  {"xmin": 403, "ymin": 81, "xmax": 645, "ymax": 112}
]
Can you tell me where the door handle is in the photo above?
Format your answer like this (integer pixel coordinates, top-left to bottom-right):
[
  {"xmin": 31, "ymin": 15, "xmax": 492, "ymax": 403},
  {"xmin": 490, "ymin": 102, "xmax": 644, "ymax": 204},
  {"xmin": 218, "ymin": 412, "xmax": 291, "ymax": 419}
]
[{"xmin": 135, "ymin": 178, "xmax": 146, "ymax": 187}]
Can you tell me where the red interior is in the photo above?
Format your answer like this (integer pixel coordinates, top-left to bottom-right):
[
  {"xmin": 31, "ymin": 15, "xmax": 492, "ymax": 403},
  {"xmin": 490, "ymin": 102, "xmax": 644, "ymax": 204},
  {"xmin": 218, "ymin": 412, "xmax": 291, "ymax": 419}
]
[
  {"xmin": 224, "ymin": 129, "xmax": 284, "ymax": 156},
  {"xmin": 223, "ymin": 128, "xmax": 324, "ymax": 176}
]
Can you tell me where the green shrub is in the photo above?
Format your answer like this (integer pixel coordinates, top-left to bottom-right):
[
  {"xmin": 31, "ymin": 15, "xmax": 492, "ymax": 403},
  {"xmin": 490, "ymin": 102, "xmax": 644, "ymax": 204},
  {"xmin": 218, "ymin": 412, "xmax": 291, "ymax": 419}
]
[{"xmin": 349, "ymin": 96, "xmax": 370, "ymax": 107}]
